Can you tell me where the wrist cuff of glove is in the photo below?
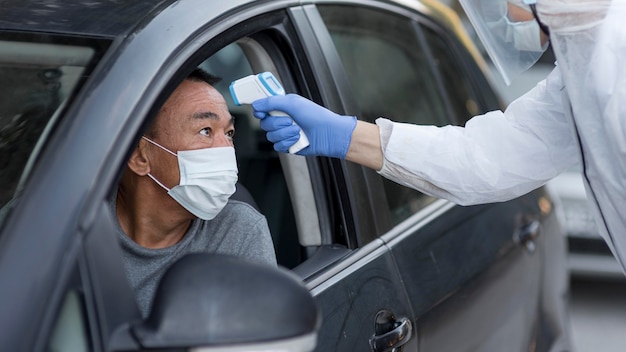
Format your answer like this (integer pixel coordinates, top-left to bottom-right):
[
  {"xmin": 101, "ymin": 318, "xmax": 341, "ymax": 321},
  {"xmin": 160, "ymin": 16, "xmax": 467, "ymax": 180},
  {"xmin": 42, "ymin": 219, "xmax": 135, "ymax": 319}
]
[{"xmin": 336, "ymin": 115, "xmax": 358, "ymax": 159}]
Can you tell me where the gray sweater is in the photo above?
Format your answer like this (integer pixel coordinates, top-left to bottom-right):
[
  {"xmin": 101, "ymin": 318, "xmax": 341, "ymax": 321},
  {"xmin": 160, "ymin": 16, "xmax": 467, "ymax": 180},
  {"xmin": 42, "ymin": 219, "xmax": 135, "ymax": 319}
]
[{"xmin": 114, "ymin": 199, "xmax": 276, "ymax": 316}]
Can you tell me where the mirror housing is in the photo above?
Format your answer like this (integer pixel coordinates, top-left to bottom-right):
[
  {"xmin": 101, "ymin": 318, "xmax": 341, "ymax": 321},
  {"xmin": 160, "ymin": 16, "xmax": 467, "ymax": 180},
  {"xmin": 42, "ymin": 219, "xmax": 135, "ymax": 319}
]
[{"xmin": 117, "ymin": 253, "xmax": 319, "ymax": 351}]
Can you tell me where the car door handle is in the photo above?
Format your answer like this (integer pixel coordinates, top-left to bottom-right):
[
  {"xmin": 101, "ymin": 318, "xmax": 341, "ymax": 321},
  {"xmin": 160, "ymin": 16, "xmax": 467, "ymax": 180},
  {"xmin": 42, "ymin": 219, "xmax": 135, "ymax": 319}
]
[
  {"xmin": 370, "ymin": 310, "xmax": 413, "ymax": 352},
  {"xmin": 514, "ymin": 219, "xmax": 541, "ymax": 253}
]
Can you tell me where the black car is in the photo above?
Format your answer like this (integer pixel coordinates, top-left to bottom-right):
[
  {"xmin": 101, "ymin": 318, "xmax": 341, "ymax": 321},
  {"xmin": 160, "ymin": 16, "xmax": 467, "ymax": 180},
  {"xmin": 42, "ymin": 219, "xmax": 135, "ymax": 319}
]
[{"xmin": 0, "ymin": 0, "xmax": 571, "ymax": 351}]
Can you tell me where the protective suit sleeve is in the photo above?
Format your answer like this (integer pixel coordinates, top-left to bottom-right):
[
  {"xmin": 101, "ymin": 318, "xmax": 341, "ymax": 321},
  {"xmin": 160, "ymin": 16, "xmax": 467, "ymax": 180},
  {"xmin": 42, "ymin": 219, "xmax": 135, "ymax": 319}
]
[{"xmin": 377, "ymin": 66, "xmax": 580, "ymax": 206}]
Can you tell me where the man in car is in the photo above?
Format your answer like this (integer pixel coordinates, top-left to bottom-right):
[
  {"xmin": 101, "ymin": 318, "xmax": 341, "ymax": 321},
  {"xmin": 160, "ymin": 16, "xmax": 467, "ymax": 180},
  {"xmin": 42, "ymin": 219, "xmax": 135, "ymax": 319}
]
[{"xmin": 114, "ymin": 68, "xmax": 276, "ymax": 316}]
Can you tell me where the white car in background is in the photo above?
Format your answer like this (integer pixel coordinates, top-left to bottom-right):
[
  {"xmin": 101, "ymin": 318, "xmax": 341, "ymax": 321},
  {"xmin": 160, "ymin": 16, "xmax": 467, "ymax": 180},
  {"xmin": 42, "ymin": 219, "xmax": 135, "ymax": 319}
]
[{"xmin": 547, "ymin": 169, "xmax": 624, "ymax": 279}]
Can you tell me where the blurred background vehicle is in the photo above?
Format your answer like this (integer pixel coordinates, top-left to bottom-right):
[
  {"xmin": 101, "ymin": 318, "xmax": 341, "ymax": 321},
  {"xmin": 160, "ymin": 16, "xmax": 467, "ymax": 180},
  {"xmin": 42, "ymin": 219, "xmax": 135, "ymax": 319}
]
[{"xmin": 548, "ymin": 167, "xmax": 624, "ymax": 279}]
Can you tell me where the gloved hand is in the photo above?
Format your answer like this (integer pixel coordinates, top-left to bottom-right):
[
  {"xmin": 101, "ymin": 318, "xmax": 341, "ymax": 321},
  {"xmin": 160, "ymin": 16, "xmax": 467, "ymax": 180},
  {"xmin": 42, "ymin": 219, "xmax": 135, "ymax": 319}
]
[{"xmin": 252, "ymin": 94, "xmax": 357, "ymax": 159}]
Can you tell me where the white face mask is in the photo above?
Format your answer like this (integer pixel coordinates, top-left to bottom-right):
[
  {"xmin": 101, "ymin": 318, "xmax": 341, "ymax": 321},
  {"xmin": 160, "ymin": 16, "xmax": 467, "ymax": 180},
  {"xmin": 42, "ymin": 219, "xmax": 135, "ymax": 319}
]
[
  {"xmin": 142, "ymin": 137, "xmax": 238, "ymax": 220},
  {"xmin": 504, "ymin": 16, "xmax": 547, "ymax": 52}
]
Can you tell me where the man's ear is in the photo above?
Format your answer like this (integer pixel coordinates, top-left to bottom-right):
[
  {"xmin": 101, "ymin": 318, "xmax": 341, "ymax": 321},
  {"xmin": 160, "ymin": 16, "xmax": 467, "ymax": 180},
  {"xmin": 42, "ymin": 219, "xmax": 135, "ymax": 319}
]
[{"xmin": 127, "ymin": 140, "xmax": 151, "ymax": 176}]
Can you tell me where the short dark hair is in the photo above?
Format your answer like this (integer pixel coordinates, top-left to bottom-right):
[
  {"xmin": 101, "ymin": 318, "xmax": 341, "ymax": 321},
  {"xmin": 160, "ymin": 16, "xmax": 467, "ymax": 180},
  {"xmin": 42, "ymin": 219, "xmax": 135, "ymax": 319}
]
[{"xmin": 187, "ymin": 68, "xmax": 222, "ymax": 86}]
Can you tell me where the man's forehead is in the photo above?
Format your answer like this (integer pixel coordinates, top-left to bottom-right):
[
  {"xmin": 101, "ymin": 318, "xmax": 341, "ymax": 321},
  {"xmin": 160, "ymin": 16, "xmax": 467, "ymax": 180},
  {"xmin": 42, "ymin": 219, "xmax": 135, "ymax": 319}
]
[{"xmin": 167, "ymin": 80, "xmax": 229, "ymax": 116}]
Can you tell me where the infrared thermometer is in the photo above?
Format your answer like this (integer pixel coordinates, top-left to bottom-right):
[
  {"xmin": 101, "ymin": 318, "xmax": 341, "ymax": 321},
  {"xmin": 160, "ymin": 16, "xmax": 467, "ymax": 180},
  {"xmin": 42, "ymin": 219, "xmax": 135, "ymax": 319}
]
[{"xmin": 229, "ymin": 72, "xmax": 309, "ymax": 154}]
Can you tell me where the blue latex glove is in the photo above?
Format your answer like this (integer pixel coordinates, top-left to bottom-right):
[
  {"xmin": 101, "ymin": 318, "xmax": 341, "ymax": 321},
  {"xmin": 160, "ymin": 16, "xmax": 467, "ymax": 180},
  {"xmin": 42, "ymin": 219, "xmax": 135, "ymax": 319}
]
[{"xmin": 252, "ymin": 94, "xmax": 357, "ymax": 159}]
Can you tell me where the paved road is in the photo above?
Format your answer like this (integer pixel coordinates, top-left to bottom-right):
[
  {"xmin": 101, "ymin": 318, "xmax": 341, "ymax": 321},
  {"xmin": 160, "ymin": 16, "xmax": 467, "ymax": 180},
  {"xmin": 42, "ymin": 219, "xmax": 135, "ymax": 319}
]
[{"xmin": 569, "ymin": 278, "xmax": 626, "ymax": 352}]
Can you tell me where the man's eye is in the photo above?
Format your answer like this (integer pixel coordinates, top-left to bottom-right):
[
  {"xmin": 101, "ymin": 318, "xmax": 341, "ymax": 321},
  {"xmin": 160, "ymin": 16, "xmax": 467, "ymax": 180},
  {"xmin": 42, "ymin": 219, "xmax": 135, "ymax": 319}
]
[
  {"xmin": 200, "ymin": 128, "xmax": 210, "ymax": 137},
  {"xmin": 226, "ymin": 130, "xmax": 235, "ymax": 140}
]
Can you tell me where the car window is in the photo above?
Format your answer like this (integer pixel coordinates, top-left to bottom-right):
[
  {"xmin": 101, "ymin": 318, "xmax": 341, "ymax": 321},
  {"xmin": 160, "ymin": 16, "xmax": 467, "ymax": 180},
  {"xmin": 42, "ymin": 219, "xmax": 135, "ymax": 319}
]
[
  {"xmin": 318, "ymin": 5, "xmax": 442, "ymax": 225},
  {"xmin": 0, "ymin": 39, "xmax": 94, "ymax": 227},
  {"xmin": 318, "ymin": 6, "xmax": 448, "ymax": 126},
  {"xmin": 421, "ymin": 25, "xmax": 481, "ymax": 124}
]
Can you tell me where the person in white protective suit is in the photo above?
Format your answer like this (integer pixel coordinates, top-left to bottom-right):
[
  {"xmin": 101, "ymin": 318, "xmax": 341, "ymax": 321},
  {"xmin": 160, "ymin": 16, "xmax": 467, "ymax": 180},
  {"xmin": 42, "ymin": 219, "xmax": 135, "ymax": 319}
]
[{"xmin": 251, "ymin": 0, "xmax": 626, "ymax": 272}]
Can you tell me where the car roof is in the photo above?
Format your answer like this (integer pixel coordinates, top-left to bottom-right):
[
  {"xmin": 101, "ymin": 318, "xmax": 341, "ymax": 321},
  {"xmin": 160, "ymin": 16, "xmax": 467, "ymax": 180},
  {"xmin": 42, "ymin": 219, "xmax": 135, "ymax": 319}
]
[
  {"xmin": 0, "ymin": 0, "xmax": 452, "ymax": 37},
  {"xmin": 0, "ymin": 0, "xmax": 176, "ymax": 37},
  {"xmin": 0, "ymin": 0, "xmax": 464, "ymax": 35},
  {"xmin": 0, "ymin": 0, "xmax": 487, "ymax": 77}
]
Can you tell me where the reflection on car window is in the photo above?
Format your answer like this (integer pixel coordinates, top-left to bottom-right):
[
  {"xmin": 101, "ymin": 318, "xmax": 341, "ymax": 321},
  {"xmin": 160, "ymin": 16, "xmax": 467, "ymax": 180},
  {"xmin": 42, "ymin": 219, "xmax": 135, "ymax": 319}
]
[
  {"xmin": 0, "ymin": 40, "xmax": 94, "ymax": 226},
  {"xmin": 318, "ymin": 5, "xmax": 441, "ymax": 225}
]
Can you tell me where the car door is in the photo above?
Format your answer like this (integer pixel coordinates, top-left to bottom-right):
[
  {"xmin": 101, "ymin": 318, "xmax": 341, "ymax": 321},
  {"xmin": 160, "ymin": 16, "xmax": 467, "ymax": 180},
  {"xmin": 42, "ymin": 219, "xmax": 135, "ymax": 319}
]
[{"xmin": 311, "ymin": 2, "xmax": 553, "ymax": 351}]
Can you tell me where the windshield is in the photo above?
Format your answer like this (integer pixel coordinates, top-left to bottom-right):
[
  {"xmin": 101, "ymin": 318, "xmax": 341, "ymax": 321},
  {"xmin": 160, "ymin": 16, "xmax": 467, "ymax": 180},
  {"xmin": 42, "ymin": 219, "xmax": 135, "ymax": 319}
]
[{"xmin": 0, "ymin": 38, "xmax": 95, "ymax": 226}]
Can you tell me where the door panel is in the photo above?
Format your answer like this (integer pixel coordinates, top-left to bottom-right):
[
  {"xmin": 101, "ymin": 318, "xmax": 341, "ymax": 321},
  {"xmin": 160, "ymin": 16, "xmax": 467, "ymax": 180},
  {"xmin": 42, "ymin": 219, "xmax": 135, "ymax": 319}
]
[
  {"xmin": 308, "ymin": 242, "xmax": 417, "ymax": 352},
  {"xmin": 387, "ymin": 197, "xmax": 543, "ymax": 351},
  {"xmin": 413, "ymin": 244, "xmax": 540, "ymax": 351}
]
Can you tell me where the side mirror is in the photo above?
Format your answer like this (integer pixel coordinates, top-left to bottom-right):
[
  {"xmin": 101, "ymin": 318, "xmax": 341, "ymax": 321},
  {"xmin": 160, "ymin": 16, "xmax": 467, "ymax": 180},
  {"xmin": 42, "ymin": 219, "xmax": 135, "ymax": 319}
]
[{"xmin": 113, "ymin": 253, "xmax": 320, "ymax": 351}]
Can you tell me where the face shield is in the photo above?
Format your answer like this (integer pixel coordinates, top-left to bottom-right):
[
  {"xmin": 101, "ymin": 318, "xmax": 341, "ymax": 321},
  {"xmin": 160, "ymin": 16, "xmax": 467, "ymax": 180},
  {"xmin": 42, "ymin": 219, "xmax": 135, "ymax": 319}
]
[{"xmin": 459, "ymin": 0, "xmax": 549, "ymax": 85}]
